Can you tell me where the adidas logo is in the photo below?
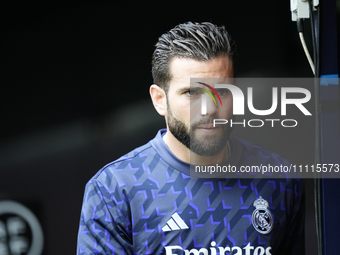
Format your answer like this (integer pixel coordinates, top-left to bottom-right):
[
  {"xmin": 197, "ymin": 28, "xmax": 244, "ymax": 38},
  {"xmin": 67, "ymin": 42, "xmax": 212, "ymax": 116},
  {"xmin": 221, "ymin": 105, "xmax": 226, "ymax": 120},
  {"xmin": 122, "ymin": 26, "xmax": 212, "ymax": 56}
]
[{"xmin": 162, "ymin": 212, "xmax": 189, "ymax": 232}]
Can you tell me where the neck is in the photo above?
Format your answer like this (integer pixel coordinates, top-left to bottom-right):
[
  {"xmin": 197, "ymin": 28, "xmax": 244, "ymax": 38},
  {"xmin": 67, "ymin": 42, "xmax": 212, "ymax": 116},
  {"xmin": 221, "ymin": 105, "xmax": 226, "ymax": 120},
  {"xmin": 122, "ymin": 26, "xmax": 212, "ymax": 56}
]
[{"xmin": 164, "ymin": 130, "xmax": 229, "ymax": 165}]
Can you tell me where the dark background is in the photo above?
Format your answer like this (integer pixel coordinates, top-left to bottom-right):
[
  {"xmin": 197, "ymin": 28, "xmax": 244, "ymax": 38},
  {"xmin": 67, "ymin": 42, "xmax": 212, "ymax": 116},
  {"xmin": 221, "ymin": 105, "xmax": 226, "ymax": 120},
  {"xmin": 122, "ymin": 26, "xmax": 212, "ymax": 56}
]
[{"xmin": 1, "ymin": 0, "xmax": 335, "ymax": 254}]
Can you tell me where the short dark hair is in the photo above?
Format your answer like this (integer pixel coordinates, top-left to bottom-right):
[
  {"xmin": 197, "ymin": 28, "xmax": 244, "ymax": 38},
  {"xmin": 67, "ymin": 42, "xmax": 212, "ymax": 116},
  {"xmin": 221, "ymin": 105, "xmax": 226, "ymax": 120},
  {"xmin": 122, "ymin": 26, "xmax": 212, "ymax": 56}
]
[{"xmin": 152, "ymin": 22, "xmax": 237, "ymax": 92}]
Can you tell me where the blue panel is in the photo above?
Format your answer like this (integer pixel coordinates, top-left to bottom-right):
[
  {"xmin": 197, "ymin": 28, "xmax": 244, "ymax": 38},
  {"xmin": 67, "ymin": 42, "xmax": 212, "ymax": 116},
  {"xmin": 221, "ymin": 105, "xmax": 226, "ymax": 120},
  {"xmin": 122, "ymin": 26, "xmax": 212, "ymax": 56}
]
[{"xmin": 319, "ymin": 0, "xmax": 340, "ymax": 254}]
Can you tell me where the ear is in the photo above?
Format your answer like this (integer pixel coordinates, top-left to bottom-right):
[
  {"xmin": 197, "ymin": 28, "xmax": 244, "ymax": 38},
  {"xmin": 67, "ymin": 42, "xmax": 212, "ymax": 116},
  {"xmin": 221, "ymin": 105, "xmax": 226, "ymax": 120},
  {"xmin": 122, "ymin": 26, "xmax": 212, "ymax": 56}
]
[{"xmin": 150, "ymin": 84, "xmax": 167, "ymax": 116}]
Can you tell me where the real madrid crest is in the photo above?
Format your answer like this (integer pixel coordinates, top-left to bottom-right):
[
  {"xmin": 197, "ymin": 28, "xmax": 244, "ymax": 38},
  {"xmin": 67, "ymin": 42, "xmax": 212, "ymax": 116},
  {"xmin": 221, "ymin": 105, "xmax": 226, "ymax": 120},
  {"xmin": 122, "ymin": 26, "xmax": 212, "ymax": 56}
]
[{"xmin": 252, "ymin": 196, "xmax": 273, "ymax": 234}]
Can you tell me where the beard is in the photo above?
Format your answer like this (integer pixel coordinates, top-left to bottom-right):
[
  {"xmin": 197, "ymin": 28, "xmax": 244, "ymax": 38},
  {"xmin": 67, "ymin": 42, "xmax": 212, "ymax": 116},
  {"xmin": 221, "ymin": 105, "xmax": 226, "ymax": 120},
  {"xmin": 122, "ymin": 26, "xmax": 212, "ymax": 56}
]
[{"xmin": 166, "ymin": 100, "xmax": 233, "ymax": 157}]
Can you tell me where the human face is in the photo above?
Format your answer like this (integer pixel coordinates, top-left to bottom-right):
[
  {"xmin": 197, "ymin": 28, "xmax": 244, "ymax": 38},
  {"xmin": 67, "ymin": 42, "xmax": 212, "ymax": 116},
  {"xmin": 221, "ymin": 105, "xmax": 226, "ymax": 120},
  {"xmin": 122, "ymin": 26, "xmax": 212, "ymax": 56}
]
[{"xmin": 166, "ymin": 55, "xmax": 234, "ymax": 156}]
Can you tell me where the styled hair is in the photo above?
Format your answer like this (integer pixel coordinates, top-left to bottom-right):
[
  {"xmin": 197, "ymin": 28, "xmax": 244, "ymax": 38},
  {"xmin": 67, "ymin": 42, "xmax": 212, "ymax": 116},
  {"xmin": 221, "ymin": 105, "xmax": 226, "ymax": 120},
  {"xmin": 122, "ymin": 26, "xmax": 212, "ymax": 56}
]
[{"xmin": 152, "ymin": 22, "xmax": 237, "ymax": 92}]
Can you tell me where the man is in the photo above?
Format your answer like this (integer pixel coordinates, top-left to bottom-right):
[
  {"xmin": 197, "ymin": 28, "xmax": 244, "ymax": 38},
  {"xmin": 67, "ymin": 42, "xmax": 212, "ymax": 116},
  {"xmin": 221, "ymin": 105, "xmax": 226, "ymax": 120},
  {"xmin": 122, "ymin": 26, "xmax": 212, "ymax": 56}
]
[{"xmin": 77, "ymin": 22, "xmax": 304, "ymax": 254}]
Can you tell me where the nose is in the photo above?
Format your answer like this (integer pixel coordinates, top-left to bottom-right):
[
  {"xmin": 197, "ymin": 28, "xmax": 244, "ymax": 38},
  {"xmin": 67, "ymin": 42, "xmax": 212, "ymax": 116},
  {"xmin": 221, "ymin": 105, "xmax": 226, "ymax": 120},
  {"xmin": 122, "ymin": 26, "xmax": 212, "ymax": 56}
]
[{"xmin": 201, "ymin": 93, "xmax": 219, "ymax": 116}]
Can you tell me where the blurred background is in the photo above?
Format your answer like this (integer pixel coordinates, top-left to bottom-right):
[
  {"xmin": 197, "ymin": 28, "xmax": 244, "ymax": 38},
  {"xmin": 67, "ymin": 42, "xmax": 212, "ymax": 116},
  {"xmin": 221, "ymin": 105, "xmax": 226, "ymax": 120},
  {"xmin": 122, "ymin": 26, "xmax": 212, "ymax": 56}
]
[{"xmin": 1, "ymin": 0, "xmax": 338, "ymax": 254}]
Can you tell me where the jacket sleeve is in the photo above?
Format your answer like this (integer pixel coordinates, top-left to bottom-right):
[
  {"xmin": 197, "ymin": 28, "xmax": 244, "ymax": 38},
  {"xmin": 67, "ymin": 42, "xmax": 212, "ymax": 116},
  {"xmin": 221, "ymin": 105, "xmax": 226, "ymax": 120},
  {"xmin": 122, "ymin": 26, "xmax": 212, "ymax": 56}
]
[
  {"xmin": 273, "ymin": 178, "xmax": 305, "ymax": 255},
  {"xmin": 76, "ymin": 178, "xmax": 133, "ymax": 254},
  {"xmin": 289, "ymin": 178, "xmax": 305, "ymax": 255}
]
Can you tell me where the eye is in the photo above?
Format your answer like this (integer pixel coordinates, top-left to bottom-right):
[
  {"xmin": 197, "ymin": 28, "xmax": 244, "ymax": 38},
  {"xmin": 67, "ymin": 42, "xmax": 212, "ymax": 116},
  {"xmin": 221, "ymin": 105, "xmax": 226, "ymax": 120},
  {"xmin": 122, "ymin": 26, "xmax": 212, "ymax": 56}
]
[
  {"xmin": 185, "ymin": 88, "xmax": 200, "ymax": 97},
  {"xmin": 215, "ymin": 89, "xmax": 229, "ymax": 97}
]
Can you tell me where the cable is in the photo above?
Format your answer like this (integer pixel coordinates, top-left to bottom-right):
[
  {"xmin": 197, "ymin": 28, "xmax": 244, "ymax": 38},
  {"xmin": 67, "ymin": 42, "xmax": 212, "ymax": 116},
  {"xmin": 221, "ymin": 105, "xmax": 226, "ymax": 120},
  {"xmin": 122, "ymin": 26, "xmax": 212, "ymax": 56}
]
[
  {"xmin": 299, "ymin": 32, "xmax": 315, "ymax": 74},
  {"xmin": 307, "ymin": 0, "xmax": 323, "ymax": 254},
  {"xmin": 297, "ymin": 19, "xmax": 315, "ymax": 74},
  {"xmin": 296, "ymin": 2, "xmax": 322, "ymax": 254}
]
